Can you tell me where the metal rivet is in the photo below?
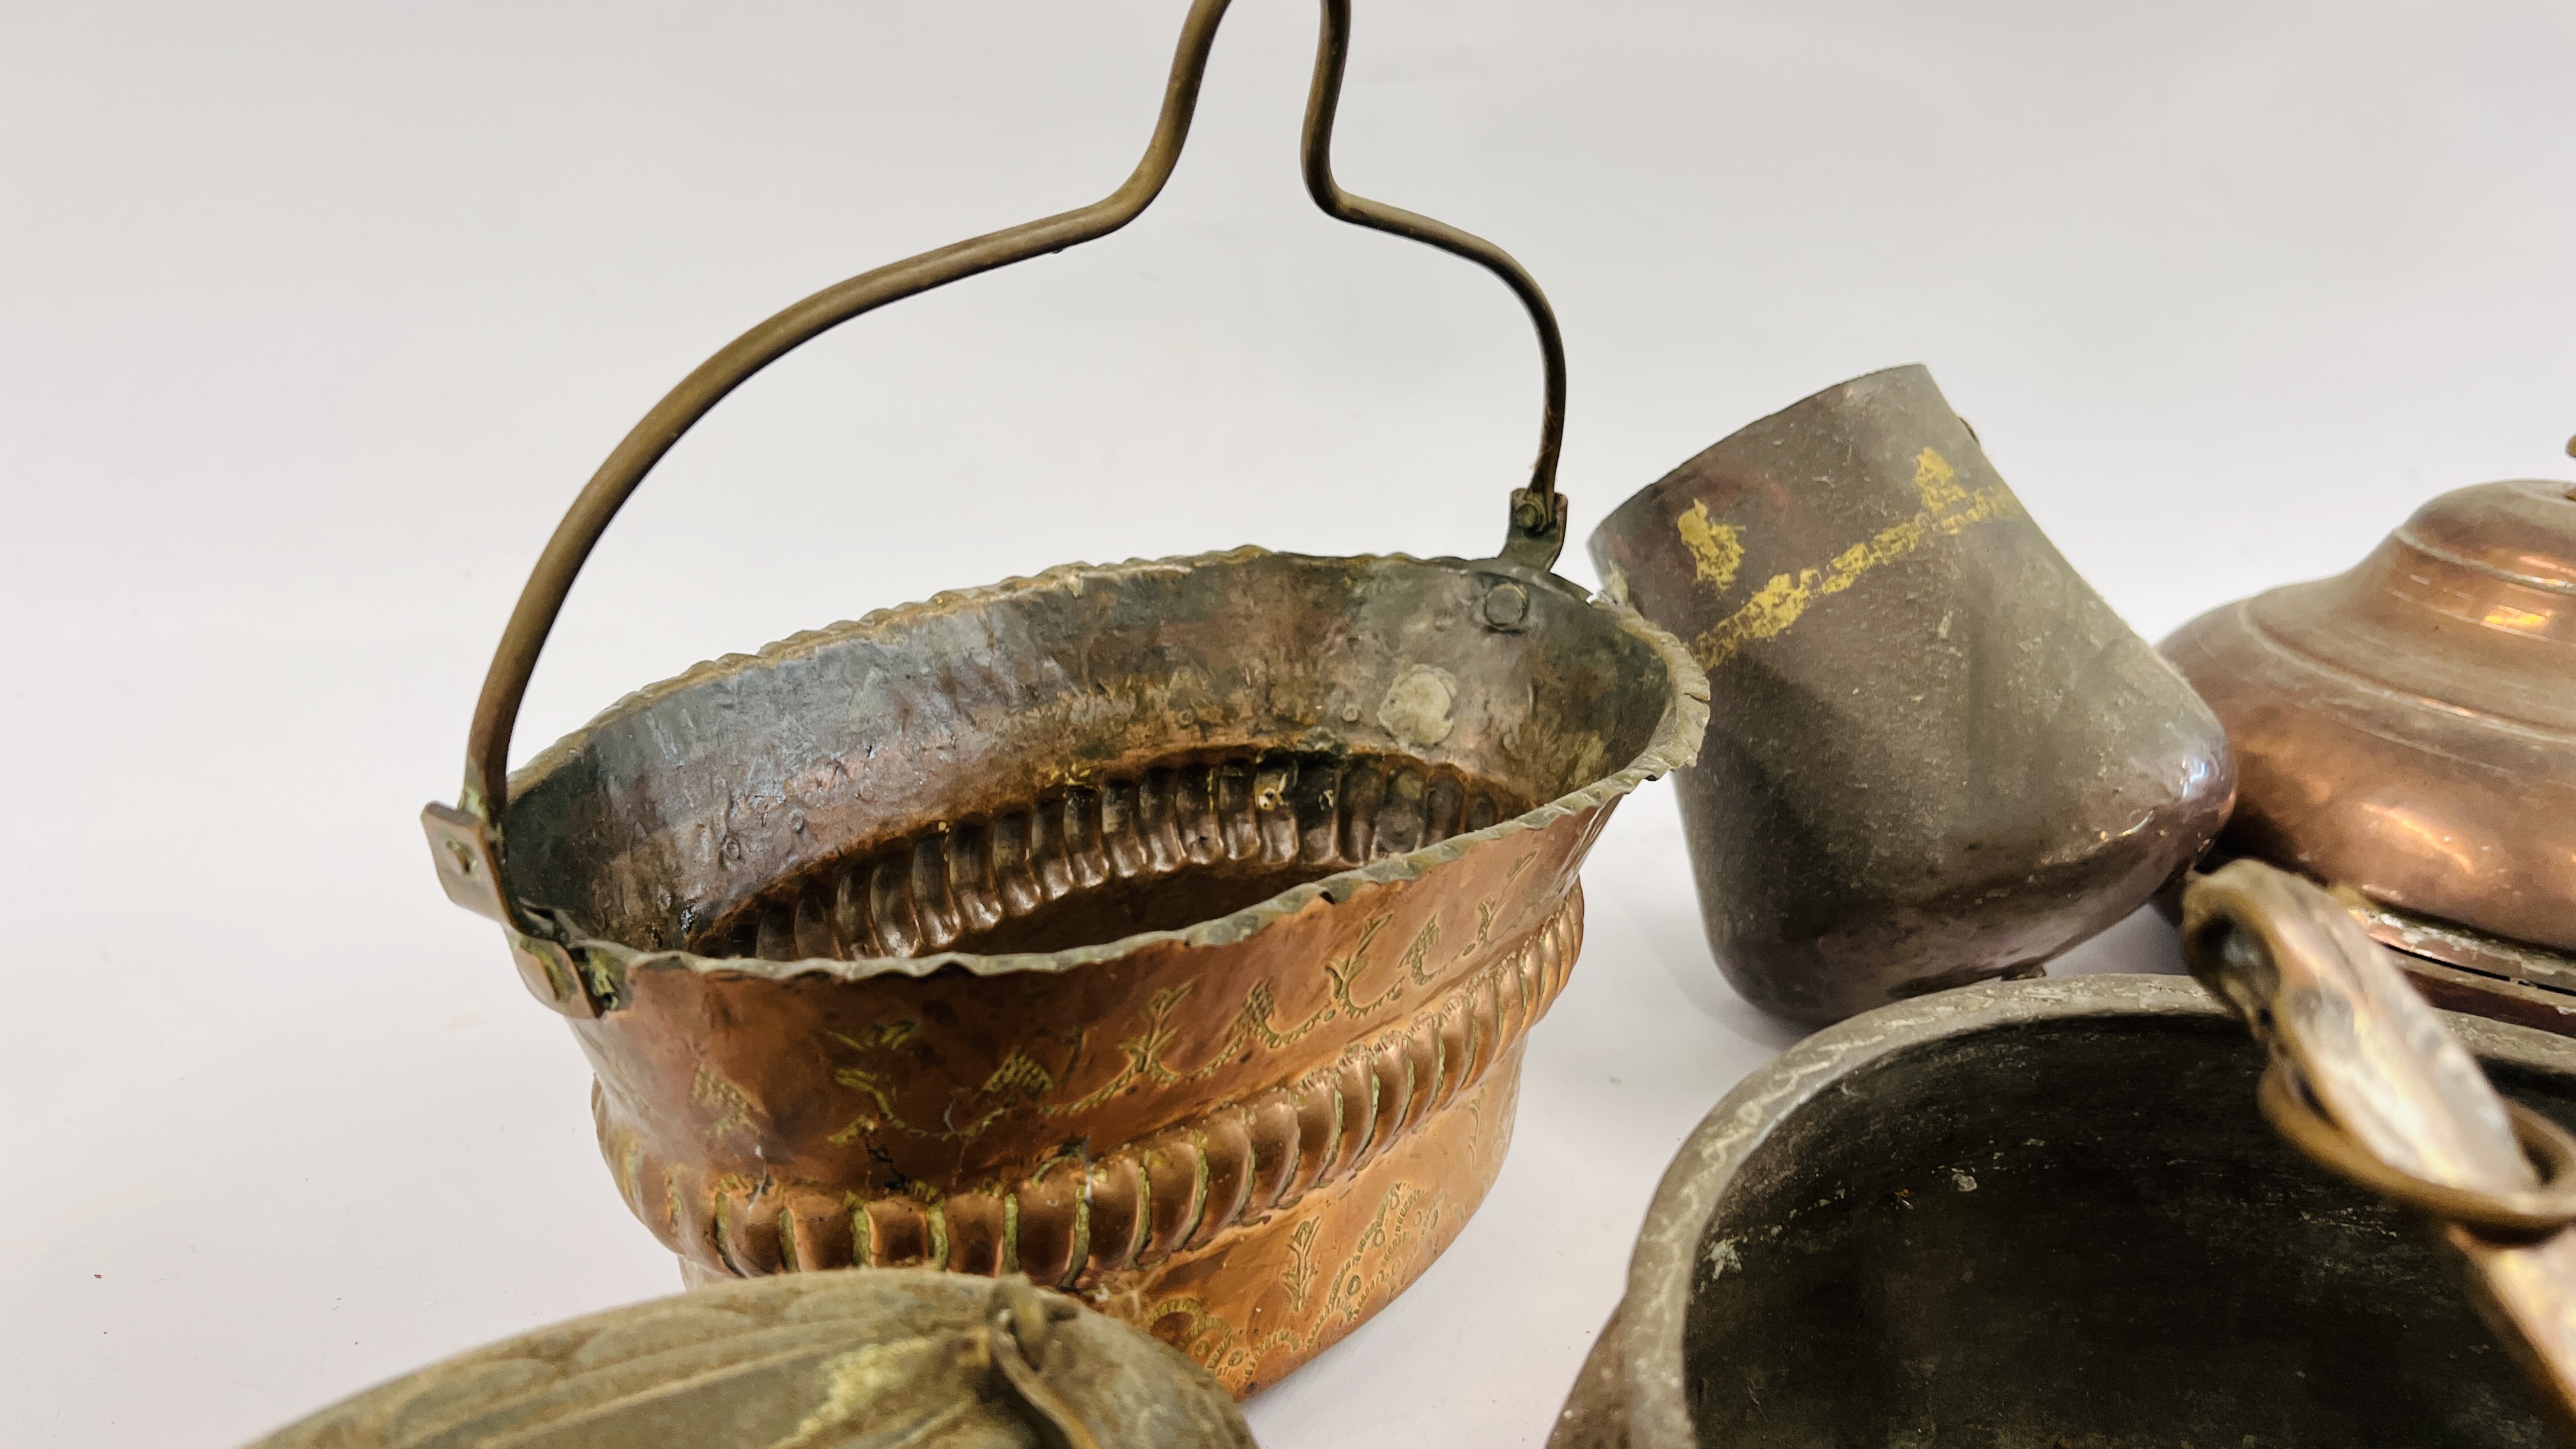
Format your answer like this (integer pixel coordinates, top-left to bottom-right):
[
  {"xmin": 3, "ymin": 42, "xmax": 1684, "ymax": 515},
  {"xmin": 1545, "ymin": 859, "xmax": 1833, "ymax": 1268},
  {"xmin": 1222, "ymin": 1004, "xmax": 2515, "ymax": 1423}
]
[{"xmin": 1483, "ymin": 581, "xmax": 1531, "ymax": 630}]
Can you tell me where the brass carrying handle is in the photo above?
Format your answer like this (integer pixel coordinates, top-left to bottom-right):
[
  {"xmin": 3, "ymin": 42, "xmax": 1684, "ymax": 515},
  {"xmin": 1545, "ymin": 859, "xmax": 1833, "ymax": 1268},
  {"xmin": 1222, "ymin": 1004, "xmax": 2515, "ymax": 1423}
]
[
  {"xmin": 2184, "ymin": 859, "xmax": 2576, "ymax": 1443},
  {"xmin": 2257, "ymin": 1061, "xmax": 2576, "ymax": 1238},
  {"xmin": 452, "ymin": 0, "xmax": 1571, "ymax": 837},
  {"xmin": 979, "ymin": 1277, "xmax": 1100, "ymax": 1449}
]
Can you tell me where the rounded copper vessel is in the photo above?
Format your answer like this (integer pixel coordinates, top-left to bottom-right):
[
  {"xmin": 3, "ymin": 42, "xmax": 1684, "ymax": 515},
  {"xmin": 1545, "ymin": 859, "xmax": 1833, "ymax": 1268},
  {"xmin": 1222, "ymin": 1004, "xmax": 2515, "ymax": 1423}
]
[
  {"xmin": 481, "ymin": 549, "xmax": 1698, "ymax": 1394},
  {"xmin": 1551, "ymin": 974, "xmax": 2576, "ymax": 1448},
  {"xmin": 418, "ymin": 0, "xmax": 1708, "ymax": 1395},
  {"xmin": 2162, "ymin": 473, "xmax": 2576, "ymax": 979}
]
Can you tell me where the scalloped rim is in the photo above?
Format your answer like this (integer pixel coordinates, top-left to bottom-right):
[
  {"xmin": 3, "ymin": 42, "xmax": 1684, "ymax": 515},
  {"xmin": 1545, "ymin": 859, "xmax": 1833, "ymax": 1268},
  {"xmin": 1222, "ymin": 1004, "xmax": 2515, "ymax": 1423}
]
[{"xmin": 509, "ymin": 545, "xmax": 1710, "ymax": 986}]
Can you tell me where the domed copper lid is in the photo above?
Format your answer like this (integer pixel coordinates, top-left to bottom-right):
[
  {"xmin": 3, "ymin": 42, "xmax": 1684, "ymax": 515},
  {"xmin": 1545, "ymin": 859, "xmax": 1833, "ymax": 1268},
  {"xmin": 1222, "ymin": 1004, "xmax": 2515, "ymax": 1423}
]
[{"xmin": 2163, "ymin": 445, "xmax": 2576, "ymax": 964}]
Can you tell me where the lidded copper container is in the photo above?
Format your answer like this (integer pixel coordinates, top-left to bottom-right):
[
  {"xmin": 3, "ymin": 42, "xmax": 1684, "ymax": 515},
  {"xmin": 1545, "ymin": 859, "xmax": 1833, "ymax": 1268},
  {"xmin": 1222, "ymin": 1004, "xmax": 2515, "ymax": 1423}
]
[{"xmin": 2162, "ymin": 461, "xmax": 2576, "ymax": 1023}]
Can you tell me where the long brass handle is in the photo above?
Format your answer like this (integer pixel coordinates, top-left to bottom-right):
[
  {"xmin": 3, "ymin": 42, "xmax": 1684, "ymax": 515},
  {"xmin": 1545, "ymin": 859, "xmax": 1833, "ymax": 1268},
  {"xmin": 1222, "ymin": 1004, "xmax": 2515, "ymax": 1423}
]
[
  {"xmin": 1302, "ymin": 0, "xmax": 1568, "ymax": 546},
  {"xmin": 450, "ymin": 0, "xmax": 1572, "ymax": 847},
  {"xmin": 2184, "ymin": 860, "xmax": 2576, "ymax": 1445}
]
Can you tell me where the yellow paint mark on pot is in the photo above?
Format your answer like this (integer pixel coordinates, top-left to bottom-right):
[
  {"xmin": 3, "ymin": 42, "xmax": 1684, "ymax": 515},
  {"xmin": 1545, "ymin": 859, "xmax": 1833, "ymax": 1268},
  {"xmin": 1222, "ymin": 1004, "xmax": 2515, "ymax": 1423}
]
[
  {"xmin": 1689, "ymin": 447, "xmax": 2021, "ymax": 670},
  {"xmin": 1913, "ymin": 446, "xmax": 1968, "ymax": 510},
  {"xmin": 1675, "ymin": 500, "xmax": 1744, "ymax": 590}
]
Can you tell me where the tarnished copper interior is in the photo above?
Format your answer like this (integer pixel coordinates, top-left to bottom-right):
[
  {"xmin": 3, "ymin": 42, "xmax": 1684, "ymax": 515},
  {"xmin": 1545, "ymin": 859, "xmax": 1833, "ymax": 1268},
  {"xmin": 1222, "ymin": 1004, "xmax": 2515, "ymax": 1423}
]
[
  {"xmin": 465, "ymin": 547, "xmax": 1702, "ymax": 1394},
  {"xmin": 691, "ymin": 749, "xmax": 1534, "ymax": 962},
  {"xmin": 502, "ymin": 549, "xmax": 1671, "ymax": 973}
]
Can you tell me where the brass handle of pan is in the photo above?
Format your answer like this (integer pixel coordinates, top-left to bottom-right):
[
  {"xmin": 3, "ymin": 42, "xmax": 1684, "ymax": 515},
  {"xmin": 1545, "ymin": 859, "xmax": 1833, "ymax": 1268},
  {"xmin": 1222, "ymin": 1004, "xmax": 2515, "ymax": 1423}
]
[
  {"xmin": 447, "ymin": 0, "xmax": 1572, "ymax": 859},
  {"xmin": 2182, "ymin": 860, "xmax": 2576, "ymax": 1445},
  {"xmin": 1303, "ymin": 0, "xmax": 1567, "ymax": 562}
]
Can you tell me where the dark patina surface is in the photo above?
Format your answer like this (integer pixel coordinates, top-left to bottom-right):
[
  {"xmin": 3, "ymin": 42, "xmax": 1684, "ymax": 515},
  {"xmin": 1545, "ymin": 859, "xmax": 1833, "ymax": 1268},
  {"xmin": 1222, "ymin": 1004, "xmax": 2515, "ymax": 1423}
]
[
  {"xmin": 1553, "ymin": 974, "xmax": 2576, "ymax": 1448},
  {"xmin": 249, "ymin": 1269, "xmax": 1253, "ymax": 1448},
  {"xmin": 1591, "ymin": 367, "xmax": 2233, "ymax": 1025}
]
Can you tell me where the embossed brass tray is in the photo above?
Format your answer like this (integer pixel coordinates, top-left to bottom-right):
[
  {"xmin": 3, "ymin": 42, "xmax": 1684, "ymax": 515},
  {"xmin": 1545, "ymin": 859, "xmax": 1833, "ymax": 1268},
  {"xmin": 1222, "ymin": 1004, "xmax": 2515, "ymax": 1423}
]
[{"xmin": 417, "ymin": 0, "xmax": 1705, "ymax": 1397}]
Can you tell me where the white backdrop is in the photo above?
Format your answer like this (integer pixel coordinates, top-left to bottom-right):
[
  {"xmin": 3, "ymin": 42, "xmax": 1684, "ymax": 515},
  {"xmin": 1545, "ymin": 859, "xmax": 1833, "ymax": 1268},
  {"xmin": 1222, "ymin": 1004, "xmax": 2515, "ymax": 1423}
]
[{"xmin": 3, "ymin": 2, "xmax": 2571, "ymax": 1445}]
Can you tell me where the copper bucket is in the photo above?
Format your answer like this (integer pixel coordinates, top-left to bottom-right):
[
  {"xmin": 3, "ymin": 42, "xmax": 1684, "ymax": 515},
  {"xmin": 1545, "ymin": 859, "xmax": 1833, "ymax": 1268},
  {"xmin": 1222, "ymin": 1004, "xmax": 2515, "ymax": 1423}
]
[{"xmin": 417, "ymin": 0, "xmax": 1706, "ymax": 1397}]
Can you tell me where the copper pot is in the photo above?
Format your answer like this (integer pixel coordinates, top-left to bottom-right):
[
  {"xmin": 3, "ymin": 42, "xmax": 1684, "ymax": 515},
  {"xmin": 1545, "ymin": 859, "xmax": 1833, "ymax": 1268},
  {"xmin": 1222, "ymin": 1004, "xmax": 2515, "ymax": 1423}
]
[
  {"xmin": 1589, "ymin": 366, "xmax": 2234, "ymax": 1025},
  {"xmin": 1551, "ymin": 972, "xmax": 2576, "ymax": 1448},
  {"xmin": 417, "ymin": 0, "xmax": 1705, "ymax": 1396},
  {"xmin": 2161, "ymin": 457, "xmax": 2576, "ymax": 1028}
]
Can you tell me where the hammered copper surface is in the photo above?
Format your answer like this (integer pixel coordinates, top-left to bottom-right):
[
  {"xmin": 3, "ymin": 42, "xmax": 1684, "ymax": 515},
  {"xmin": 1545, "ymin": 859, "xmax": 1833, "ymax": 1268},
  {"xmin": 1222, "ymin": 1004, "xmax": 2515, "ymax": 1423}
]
[
  {"xmin": 2162, "ymin": 477, "xmax": 2576, "ymax": 969},
  {"xmin": 248, "ymin": 1269, "xmax": 1254, "ymax": 1448},
  {"xmin": 1590, "ymin": 366, "xmax": 2234, "ymax": 1025},
  {"xmin": 1551, "ymin": 975, "xmax": 2576, "ymax": 1449},
  {"xmin": 418, "ymin": 0, "xmax": 1708, "ymax": 1397},
  {"xmin": 462, "ymin": 548, "xmax": 1699, "ymax": 1394}
]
